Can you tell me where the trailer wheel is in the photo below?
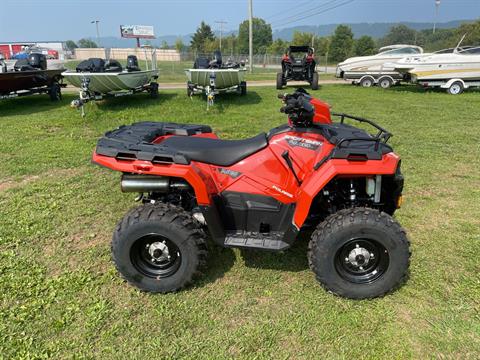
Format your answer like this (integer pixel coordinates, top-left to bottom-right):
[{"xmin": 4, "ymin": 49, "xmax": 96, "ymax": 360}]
[
  {"xmin": 378, "ymin": 76, "xmax": 393, "ymax": 89},
  {"xmin": 447, "ymin": 81, "xmax": 464, "ymax": 95},
  {"xmin": 276, "ymin": 73, "xmax": 284, "ymax": 89},
  {"xmin": 311, "ymin": 72, "xmax": 319, "ymax": 90},
  {"xmin": 240, "ymin": 81, "xmax": 247, "ymax": 96},
  {"xmin": 149, "ymin": 82, "xmax": 159, "ymax": 98},
  {"xmin": 359, "ymin": 76, "xmax": 374, "ymax": 88},
  {"xmin": 49, "ymin": 82, "xmax": 62, "ymax": 101},
  {"xmin": 308, "ymin": 207, "xmax": 410, "ymax": 299},
  {"xmin": 187, "ymin": 84, "xmax": 193, "ymax": 97},
  {"xmin": 112, "ymin": 203, "xmax": 208, "ymax": 293}
]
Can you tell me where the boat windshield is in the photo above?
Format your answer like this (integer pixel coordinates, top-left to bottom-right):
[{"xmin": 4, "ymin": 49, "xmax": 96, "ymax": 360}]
[
  {"xmin": 379, "ymin": 47, "xmax": 422, "ymax": 56},
  {"xmin": 458, "ymin": 47, "xmax": 480, "ymax": 55}
]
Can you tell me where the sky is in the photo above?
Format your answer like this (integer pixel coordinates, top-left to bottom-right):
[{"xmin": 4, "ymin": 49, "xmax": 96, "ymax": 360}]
[{"xmin": 0, "ymin": 0, "xmax": 479, "ymax": 41}]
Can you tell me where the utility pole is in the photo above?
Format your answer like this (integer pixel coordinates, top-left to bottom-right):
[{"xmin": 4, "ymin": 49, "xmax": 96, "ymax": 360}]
[
  {"xmin": 248, "ymin": 0, "xmax": 253, "ymax": 73},
  {"xmin": 91, "ymin": 20, "xmax": 100, "ymax": 46},
  {"xmin": 433, "ymin": 0, "xmax": 441, "ymax": 34},
  {"xmin": 215, "ymin": 20, "xmax": 227, "ymax": 51}
]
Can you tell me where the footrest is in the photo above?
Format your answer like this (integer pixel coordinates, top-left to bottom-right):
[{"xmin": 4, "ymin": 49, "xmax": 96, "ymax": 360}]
[{"xmin": 224, "ymin": 232, "xmax": 290, "ymax": 251}]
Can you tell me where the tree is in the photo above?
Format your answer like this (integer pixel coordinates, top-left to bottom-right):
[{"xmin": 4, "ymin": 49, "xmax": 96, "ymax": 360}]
[
  {"xmin": 223, "ymin": 34, "xmax": 238, "ymax": 55},
  {"xmin": 329, "ymin": 25, "xmax": 354, "ymax": 62},
  {"xmin": 190, "ymin": 21, "xmax": 215, "ymax": 54},
  {"xmin": 238, "ymin": 17, "xmax": 272, "ymax": 54},
  {"xmin": 77, "ymin": 38, "xmax": 98, "ymax": 48},
  {"xmin": 175, "ymin": 38, "xmax": 185, "ymax": 53},
  {"xmin": 203, "ymin": 38, "xmax": 220, "ymax": 53},
  {"xmin": 456, "ymin": 19, "xmax": 480, "ymax": 45},
  {"xmin": 292, "ymin": 31, "xmax": 315, "ymax": 46},
  {"xmin": 65, "ymin": 40, "xmax": 78, "ymax": 51},
  {"xmin": 354, "ymin": 36, "xmax": 376, "ymax": 56},
  {"xmin": 268, "ymin": 38, "xmax": 288, "ymax": 55},
  {"xmin": 161, "ymin": 41, "xmax": 170, "ymax": 50},
  {"xmin": 381, "ymin": 24, "xmax": 418, "ymax": 46}
]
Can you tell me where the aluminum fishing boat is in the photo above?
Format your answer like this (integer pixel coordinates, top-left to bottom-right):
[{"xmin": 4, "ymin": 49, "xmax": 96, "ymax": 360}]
[
  {"xmin": 0, "ymin": 53, "xmax": 64, "ymax": 100},
  {"xmin": 63, "ymin": 47, "xmax": 159, "ymax": 116},
  {"xmin": 185, "ymin": 51, "xmax": 247, "ymax": 108}
]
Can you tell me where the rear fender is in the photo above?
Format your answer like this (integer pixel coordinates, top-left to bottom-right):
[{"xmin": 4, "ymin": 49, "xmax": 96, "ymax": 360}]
[
  {"xmin": 293, "ymin": 154, "xmax": 400, "ymax": 227},
  {"xmin": 92, "ymin": 153, "xmax": 215, "ymax": 205}
]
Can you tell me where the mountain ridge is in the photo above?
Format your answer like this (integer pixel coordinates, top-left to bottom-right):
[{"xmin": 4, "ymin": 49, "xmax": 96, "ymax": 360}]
[{"xmin": 75, "ymin": 19, "xmax": 474, "ymax": 47}]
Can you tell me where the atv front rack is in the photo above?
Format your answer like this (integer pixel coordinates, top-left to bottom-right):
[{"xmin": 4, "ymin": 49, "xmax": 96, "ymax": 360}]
[{"xmin": 314, "ymin": 114, "xmax": 393, "ymax": 170}]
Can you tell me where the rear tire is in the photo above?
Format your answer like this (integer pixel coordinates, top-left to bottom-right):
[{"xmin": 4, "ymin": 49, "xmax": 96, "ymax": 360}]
[
  {"xmin": 276, "ymin": 73, "xmax": 284, "ymax": 90},
  {"xmin": 112, "ymin": 203, "xmax": 208, "ymax": 293},
  {"xmin": 149, "ymin": 82, "xmax": 159, "ymax": 98},
  {"xmin": 49, "ymin": 82, "xmax": 62, "ymax": 101},
  {"xmin": 360, "ymin": 76, "xmax": 375, "ymax": 88},
  {"xmin": 308, "ymin": 207, "xmax": 410, "ymax": 299},
  {"xmin": 311, "ymin": 72, "xmax": 319, "ymax": 90},
  {"xmin": 378, "ymin": 76, "xmax": 393, "ymax": 89},
  {"xmin": 447, "ymin": 81, "xmax": 464, "ymax": 95}
]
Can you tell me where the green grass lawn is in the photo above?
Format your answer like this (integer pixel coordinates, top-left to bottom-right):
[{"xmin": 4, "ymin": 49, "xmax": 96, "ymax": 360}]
[
  {"xmin": 0, "ymin": 85, "xmax": 479, "ymax": 358},
  {"xmin": 64, "ymin": 60, "xmax": 335, "ymax": 82}
]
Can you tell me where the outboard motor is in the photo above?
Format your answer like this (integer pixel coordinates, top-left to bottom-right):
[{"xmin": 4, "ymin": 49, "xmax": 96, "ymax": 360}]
[
  {"xmin": 28, "ymin": 53, "xmax": 47, "ymax": 70},
  {"xmin": 209, "ymin": 50, "xmax": 223, "ymax": 68},
  {"xmin": 126, "ymin": 55, "xmax": 140, "ymax": 71}
]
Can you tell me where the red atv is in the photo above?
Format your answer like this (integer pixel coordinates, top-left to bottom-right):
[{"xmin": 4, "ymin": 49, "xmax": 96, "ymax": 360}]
[{"xmin": 92, "ymin": 89, "xmax": 409, "ymax": 299}]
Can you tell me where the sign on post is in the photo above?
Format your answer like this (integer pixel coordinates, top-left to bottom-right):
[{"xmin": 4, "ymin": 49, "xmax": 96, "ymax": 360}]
[{"xmin": 120, "ymin": 25, "xmax": 155, "ymax": 47}]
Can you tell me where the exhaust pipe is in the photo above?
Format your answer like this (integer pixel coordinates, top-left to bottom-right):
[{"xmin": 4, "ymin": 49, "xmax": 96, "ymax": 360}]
[{"xmin": 121, "ymin": 175, "xmax": 190, "ymax": 193}]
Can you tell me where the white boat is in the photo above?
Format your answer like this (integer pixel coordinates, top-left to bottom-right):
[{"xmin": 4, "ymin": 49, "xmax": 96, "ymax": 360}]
[
  {"xmin": 64, "ymin": 47, "xmax": 159, "ymax": 116},
  {"xmin": 391, "ymin": 38, "xmax": 480, "ymax": 94},
  {"xmin": 393, "ymin": 47, "xmax": 480, "ymax": 82},
  {"xmin": 336, "ymin": 45, "xmax": 425, "ymax": 88},
  {"xmin": 185, "ymin": 51, "xmax": 247, "ymax": 108}
]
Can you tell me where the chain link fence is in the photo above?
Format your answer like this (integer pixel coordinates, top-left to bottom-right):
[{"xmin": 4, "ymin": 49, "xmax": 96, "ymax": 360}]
[{"xmin": 177, "ymin": 52, "xmax": 330, "ymax": 71}]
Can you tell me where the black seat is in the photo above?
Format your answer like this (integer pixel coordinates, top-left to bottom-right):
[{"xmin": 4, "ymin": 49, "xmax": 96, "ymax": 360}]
[{"xmin": 160, "ymin": 133, "xmax": 268, "ymax": 166}]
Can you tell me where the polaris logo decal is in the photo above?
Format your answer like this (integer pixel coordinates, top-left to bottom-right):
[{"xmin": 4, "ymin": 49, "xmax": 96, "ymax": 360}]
[
  {"xmin": 285, "ymin": 136, "xmax": 322, "ymax": 150},
  {"xmin": 272, "ymin": 185, "xmax": 293, "ymax": 198},
  {"xmin": 218, "ymin": 168, "xmax": 241, "ymax": 179}
]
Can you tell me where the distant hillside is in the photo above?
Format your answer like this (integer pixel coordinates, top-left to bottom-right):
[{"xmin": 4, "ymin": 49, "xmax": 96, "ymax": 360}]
[
  {"xmin": 80, "ymin": 20, "xmax": 474, "ymax": 48},
  {"xmin": 272, "ymin": 20, "xmax": 473, "ymax": 40}
]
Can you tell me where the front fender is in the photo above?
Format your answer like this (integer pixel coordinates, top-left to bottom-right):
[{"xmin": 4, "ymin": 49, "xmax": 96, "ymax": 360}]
[{"xmin": 293, "ymin": 154, "xmax": 400, "ymax": 227}]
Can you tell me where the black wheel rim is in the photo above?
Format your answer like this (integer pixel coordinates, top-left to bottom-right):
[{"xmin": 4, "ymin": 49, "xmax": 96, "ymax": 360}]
[
  {"xmin": 130, "ymin": 234, "xmax": 182, "ymax": 278},
  {"xmin": 335, "ymin": 238, "xmax": 389, "ymax": 284}
]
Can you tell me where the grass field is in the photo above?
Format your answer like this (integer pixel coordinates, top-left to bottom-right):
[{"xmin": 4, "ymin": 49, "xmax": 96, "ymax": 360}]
[
  {"xmin": 64, "ymin": 60, "xmax": 335, "ymax": 82},
  {"xmin": 0, "ymin": 84, "xmax": 479, "ymax": 358}
]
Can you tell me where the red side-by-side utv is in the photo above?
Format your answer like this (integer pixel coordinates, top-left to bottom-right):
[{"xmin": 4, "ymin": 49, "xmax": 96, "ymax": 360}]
[{"xmin": 92, "ymin": 89, "xmax": 409, "ymax": 299}]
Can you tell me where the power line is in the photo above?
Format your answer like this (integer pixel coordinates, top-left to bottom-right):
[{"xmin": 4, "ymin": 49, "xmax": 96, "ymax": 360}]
[
  {"xmin": 270, "ymin": 0, "xmax": 341, "ymax": 26},
  {"xmin": 265, "ymin": 0, "xmax": 314, "ymax": 21},
  {"xmin": 271, "ymin": 0, "xmax": 356, "ymax": 29}
]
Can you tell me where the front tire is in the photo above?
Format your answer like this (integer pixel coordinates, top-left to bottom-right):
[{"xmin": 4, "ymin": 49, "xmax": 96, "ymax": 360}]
[
  {"xmin": 360, "ymin": 76, "xmax": 375, "ymax": 88},
  {"xmin": 112, "ymin": 203, "xmax": 208, "ymax": 293},
  {"xmin": 276, "ymin": 72, "xmax": 284, "ymax": 89},
  {"xmin": 308, "ymin": 207, "xmax": 410, "ymax": 299}
]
